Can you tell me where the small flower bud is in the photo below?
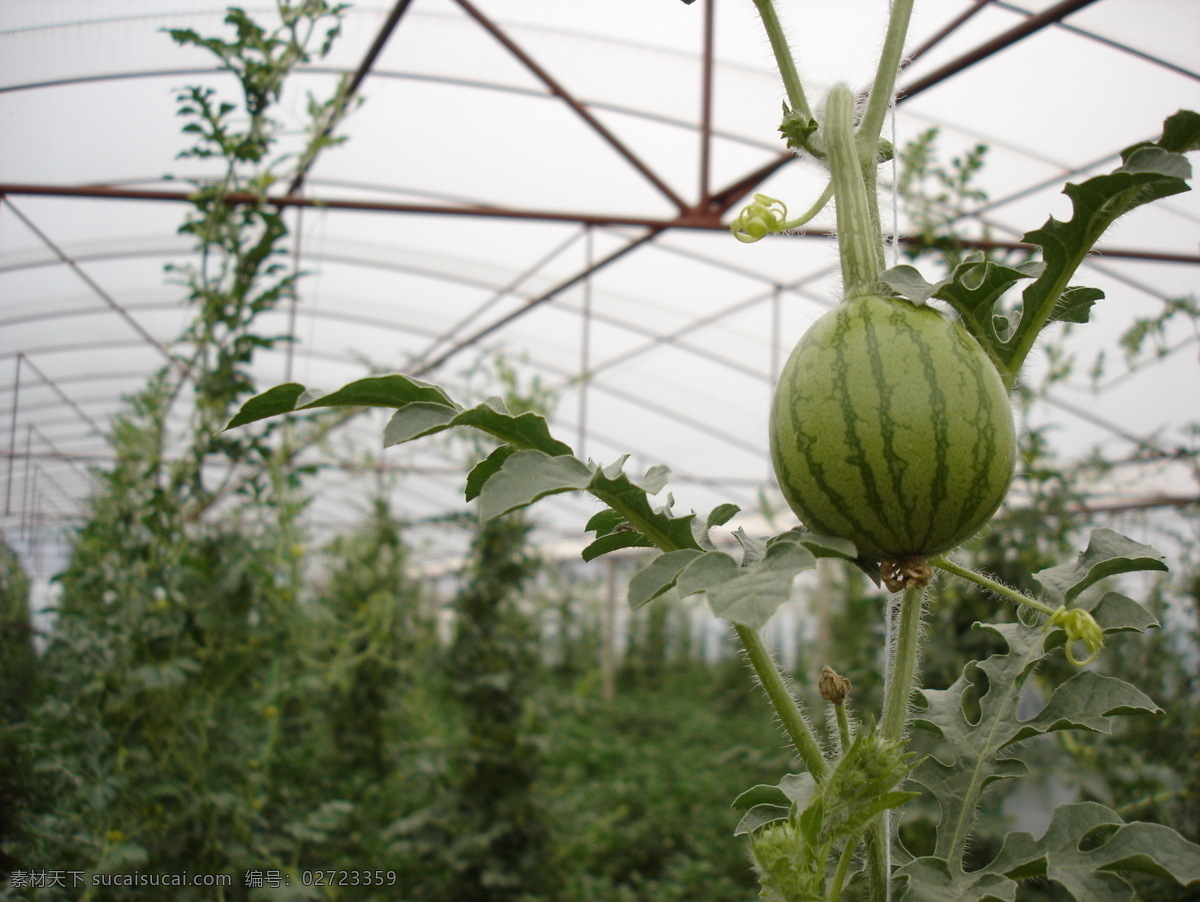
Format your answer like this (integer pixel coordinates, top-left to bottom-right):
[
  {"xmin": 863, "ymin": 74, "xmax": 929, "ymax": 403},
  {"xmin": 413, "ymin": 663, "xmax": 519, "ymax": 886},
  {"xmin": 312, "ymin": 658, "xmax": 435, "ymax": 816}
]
[
  {"xmin": 819, "ymin": 665, "xmax": 851, "ymax": 705},
  {"xmin": 1046, "ymin": 606, "xmax": 1104, "ymax": 666},
  {"xmin": 730, "ymin": 194, "xmax": 789, "ymax": 243}
]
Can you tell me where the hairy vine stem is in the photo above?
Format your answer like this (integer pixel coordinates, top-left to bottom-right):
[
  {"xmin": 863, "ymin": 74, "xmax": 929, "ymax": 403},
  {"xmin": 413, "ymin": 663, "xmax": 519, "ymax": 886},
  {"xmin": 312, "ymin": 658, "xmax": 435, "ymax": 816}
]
[
  {"xmin": 750, "ymin": 0, "xmax": 815, "ymax": 138},
  {"xmin": 736, "ymin": 624, "xmax": 829, "ymax": 782},
  {"xmin": 587, "ymin": 478, "xmax": 831, "ymax": 782},
  {"xmin": 881, "ymin": 586, "xmax": 925, "ymax": 742}
]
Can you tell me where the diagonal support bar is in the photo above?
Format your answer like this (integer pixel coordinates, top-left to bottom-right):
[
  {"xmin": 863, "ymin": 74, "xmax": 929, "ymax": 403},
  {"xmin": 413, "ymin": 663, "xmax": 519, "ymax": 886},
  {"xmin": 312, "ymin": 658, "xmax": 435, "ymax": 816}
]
[{"xmin": 452, "ymin": 0, "xmax": 689, "ymax": 211}]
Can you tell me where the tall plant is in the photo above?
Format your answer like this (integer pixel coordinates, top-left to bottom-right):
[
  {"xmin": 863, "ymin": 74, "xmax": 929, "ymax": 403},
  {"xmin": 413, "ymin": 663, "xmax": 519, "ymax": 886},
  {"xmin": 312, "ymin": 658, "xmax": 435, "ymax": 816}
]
[
  {"xmin": 0, "ymin": 539, "xmax": 34, "ymax": 876},
  {"xmin": 12, "ymin": 2, "xmax": 352, "ymax": 889}
]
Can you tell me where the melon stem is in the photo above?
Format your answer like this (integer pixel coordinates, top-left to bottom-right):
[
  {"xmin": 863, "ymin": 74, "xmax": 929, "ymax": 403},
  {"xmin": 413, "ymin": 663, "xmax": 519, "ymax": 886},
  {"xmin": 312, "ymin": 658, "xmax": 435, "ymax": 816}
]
[{"xmin": 826, "ymin": 85, "xmax": 884, "ymax": 299}]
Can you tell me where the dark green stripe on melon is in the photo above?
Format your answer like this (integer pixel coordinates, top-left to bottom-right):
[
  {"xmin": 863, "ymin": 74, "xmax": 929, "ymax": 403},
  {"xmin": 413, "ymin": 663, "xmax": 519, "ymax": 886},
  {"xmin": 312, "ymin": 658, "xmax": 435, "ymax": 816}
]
[{"xmin": 769, "ymin": 294, "xmax": 1016, "ymax": 561}]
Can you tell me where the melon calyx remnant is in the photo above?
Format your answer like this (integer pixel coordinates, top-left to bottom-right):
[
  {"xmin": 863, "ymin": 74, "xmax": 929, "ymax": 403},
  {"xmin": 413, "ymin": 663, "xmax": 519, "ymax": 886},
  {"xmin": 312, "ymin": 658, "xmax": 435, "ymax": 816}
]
[{"xmin": 769, "ymin": 294, "xmax": 1017, "ymax": 562}]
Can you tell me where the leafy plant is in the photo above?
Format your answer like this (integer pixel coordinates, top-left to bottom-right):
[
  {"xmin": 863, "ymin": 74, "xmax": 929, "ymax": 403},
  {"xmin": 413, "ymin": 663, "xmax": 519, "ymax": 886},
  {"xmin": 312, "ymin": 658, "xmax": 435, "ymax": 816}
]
[
  {"xmin": 5, "ymin": 3, "xmax": 357, "ymax": 894},
  {"xmin": 415, "ymin": 515, "xmax": 557, "ymax": 902},
  {"xmin": 218, "ymin": 1, "xmax": 1200, "ymax": 899},
  {"xmin": 0, "ymin": 540, "xmax": 35, "ymax": 875}
]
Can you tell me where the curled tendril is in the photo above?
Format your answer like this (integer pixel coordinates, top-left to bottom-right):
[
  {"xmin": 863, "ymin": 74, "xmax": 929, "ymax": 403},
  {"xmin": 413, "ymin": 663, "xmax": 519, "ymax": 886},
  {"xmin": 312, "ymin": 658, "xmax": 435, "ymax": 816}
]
[
  {"xmin": 1046, "ymin": 606, "xmax": 1104, "ymax": 667},
  {"xmin": 731, "ymin": 193, "xmax": 789, "ymax": 243}
]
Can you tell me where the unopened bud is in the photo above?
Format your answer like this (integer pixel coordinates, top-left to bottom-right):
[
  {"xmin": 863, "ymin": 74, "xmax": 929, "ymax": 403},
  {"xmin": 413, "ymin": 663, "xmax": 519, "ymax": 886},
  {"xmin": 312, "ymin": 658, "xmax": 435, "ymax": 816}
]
[{"xmin": 819, "ymin": 665, "xmax": 851, "ymax": 705}]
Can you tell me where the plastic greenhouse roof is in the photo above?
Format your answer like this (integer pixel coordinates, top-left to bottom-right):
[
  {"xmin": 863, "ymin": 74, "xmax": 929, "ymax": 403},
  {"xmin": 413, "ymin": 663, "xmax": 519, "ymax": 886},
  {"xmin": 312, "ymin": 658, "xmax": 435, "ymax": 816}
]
[{"xmin": 2, "ymin": 0, "xmax": 1199, "ymax": 578}]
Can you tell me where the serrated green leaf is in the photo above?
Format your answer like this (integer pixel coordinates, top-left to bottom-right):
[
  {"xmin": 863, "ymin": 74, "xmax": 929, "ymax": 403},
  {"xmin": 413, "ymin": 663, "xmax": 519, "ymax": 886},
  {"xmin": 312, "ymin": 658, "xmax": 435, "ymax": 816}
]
[
  {"xmin": 476, "ymin": 449, "xmax": 592, "ymax": 520},
  {"xmin": 732, "ymin": 527, "xmax": 767, "ymax": 566},
  {"xmin": 896, "ymin": 856, "xmax": 1017, "ymax": 902},
  {"xmin": 1158, "ymin": 109, "xmax": 1200, "ymax": 153},
  {"xmin": 1123, "ymin": 144, "xmax": 1192, "ymax": 178},
  {"xmin": 994, "ymin": 120, "xmax": 1194, "ymax": 385},
  {"xmin": 922, "ymin": 112, "xmax": 1196, "ymax": 390},
  {"xmin": 1048, "ymin": 285, "xmax": 1103, "ymax": 325},
  {"xmin": 930, "ymin": 257, "xmax": 1040, "ymax": 368},
  {"xmin": 223, "ymin": 382, "xmax": 309, "ymax": 429},
  {"xmin": 581, "ymin": 530, "xmax": 654, "ymax": 562},
  {"xmin": 732, "ymin": 773, "xmax": 819, "ymax": 836},
  {"xmin": 769, "ymin": 529, "xmax": 859, "ymax": 562},
  {"xmin": 576, "ymin": 460, "xmax": 706, "ymax": 561},
  {"xmin": 635, "ymin": 463, "xmax": 671, "ymax": 495},
  {"xmin": 585, "ymin": 509, "xmax": 624, "ymax": 537},
  {"xmin": 732, "ymin": 783, "xmax": 793, "ymax": 813},
  {"xmin": 1035, "ymin": 528, "xmax": 1168, "ymax": 605},
  {"xmin": 587, "ymin": 459, "xmax": 701, "ymax": 554},
  {"xmin": 301, "ymin": 374, "xmax": 457, "ymax": 412},
  {"xmin": 690, "ymin": 502, "xmax": 742, "ymax": 551},
  {"xmin": 628, "ymin": 549, "xmax": 705, "ymax": 610},
  {"xmin": 910, "ymin": 612, "xmax": 1161, "ymax": 873},
  {"xmin": 452, "ymin": 398, "xmax": 574, "ymax": 455},
  {"xmin": 778, "ymin": 772, "xmax": 818, "ymax": 803},
  {"xmin": 707, "ymin": 503, "xmax": 741, "ymax": 528},
  {"xmin": 881, "ymin": 264, "xmax": 944, "ymax": 305},
  {"xmin": 1008, "ymin": 671, "xmax": 1160, "ymax": 746},
  {"xmin": 225, "ymin": 374, "xmax": 458, "ymax": 430},
  {"xmin": 226, "ymin": 375, "xmax": 576, "ymax": 462},
  {"xmin": 382, "ymin": 401, "xmax": 460, "ymax": 445},
  {"xmin": 705, "ymin": 541, "xmax": 816, "ymax": 629},
  {"xmin": 987, "ymin": 802, "xmax": 1200, "ymax": 901},
  {"xmin": 675, "ymin": 552, "xmax": 740, "ymax": 598},
  {"xmin": 1089, "ymin": 592, "xmax": 1159, "ymax": 634},
  {"xmin": 383, "ymin": 397, "xmax": 574, "ymax": 455},
  {"xmin": 735, "ymin": 804, "xmax": 792, "ymax": 837},
  {"xmin": 464, "ymin": 445, "xmax": 516, "ymax": 502}
]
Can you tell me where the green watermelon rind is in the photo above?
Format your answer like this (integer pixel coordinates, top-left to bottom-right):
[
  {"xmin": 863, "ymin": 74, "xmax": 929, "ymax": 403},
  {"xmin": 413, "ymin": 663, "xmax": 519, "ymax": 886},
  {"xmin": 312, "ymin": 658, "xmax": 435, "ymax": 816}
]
[{"xmin": 770, "ymin": 295, "xmax": 1016, "ymax": 561}]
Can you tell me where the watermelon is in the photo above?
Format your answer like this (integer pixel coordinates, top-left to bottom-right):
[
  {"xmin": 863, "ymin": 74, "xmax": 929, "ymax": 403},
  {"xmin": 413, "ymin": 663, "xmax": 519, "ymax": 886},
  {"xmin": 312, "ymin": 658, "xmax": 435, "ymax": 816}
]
[{"xmin": 769, "ymin": 294, "xmax": 1016, "ymax": 561}]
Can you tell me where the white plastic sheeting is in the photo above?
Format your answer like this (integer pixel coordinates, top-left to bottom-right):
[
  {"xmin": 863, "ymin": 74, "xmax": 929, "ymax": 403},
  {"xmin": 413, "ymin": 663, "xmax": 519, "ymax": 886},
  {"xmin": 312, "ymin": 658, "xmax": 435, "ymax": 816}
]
[{"xmin": 2, "ymin": 1, "xmax": 1198, "ymax": 575}]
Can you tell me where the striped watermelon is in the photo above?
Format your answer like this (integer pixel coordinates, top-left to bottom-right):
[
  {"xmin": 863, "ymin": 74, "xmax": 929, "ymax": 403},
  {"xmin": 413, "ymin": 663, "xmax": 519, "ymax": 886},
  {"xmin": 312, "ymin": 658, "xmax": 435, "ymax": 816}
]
[{"xmin": 769, "ymin": 294, "xmax": 1016, "ymax": 561}]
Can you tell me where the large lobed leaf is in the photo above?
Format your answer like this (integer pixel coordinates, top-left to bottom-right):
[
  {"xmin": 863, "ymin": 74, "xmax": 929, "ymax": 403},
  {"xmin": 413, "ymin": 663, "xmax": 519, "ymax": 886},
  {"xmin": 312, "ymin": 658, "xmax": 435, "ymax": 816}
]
[
  {"xmin": 901, "ymin": 802, "xmax": 1200, "ymax": 902},
  {"xmin": 1033, "ymin": 528, "xmax": 1167, "ymax": 606},
  {"xmin": 227, "ymin": 374, "xmax": 737, "ymax": 565},
  {"xmin": 883, "ymin": 109, "xmax": 1198, "ymax": 389},
  {"xmin": 898, "ymin": 529, "xmax": 1190, "ymax": 900},
  {"xmin": 224, "ymin": 375, "xmax": 455, "ymax": 429}
]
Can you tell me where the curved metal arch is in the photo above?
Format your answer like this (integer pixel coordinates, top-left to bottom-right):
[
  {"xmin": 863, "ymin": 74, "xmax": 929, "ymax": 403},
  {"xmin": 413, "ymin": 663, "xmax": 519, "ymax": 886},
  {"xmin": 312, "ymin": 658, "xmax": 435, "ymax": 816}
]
[{"xmin": 4, "ymin": 0, "xmax": 1195, "ymax": 570}]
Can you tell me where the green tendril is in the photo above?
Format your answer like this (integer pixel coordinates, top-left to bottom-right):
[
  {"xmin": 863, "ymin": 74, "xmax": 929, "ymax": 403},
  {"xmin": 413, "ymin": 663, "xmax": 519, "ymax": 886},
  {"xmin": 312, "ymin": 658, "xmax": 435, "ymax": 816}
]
[
  {"xmin": 730, "ymin": 184, "xmax": 835, "ymax": 244},
  {"xmin": 731, "ymin": 193, "xmax": 789, "ymax": 243},
  {"xmin": 1046, "ymin": 606, "xmax": 1104, "ymax": 667}
]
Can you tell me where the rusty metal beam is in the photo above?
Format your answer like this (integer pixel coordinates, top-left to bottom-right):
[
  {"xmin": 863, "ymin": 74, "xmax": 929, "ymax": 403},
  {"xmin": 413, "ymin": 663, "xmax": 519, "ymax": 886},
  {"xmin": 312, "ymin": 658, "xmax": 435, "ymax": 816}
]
[
  {"xmin": 452, "ymin": 0, "xmax": 688, "ymax": 212},
  {"xmin": 286, "ymin": 0, "xmax": 417, "ymax": 196},
  {"xmin": 904, "ymin": 1, "xmax": 993, "ymax": 68},
  {"xmin": 3, "ymin": 182, "xmax": 1196, "ymax": 266},
  {"xmin": 898, "ymin": 0, "xmax": 1101, "ymax": 101},
  {"xmin": 992, "ymin": 0, "xmax": 1200, "ymax": 81}
]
